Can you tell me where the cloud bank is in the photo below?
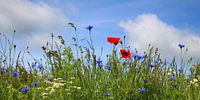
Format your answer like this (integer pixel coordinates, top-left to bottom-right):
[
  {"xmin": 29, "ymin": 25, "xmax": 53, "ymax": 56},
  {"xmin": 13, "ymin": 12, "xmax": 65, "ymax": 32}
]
[
  {"xmin": 119, "ymin": 14, "xmax": 200, "ymax": 61},
  {"xmin": 0, "ymin": 0, "xmax": 69, "ymax": 50}
]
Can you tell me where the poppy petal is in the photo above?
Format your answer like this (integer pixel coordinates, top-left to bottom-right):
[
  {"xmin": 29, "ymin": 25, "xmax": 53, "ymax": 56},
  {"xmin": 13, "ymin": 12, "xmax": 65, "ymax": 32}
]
[
  {"xmin": 120, "ymin": 49, "xmax": 131, "ymax": 58},
  {"xmin": 107, "ymin": 37, "xmax": 121, "ymax": 45}
]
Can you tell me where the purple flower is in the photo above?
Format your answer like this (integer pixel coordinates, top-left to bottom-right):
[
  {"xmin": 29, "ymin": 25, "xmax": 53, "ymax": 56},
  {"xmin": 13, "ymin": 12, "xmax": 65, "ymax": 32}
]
[
  {"xmin": 97, "ymin": 60, "xmax": 103, "ymax": 68},
  {"xmin": 104, "ymin": 92, "xmax": 110, "ymax": 96},
  {"xmin": 0, "ymin": 70, "xmax": 5, "ymax": 74},
  {"xmin": 31, "ymin": 63, "xmax": 36, "ymax": 67},
  {"xmin": 169, "ymin": 76, "xmax": 176, "ymax": 81},
  {"xmin": 48, "ymin": 78, "xmax": 54, "ymax": 82},
  {"xmin": 134, "ymin": 54, "xmax": 144, "ymax": 60},
  {"xmin": 0, "ymin": 69, "xmax": 6, "ymax": 74},
  {"xmin": 21, "ymin": 87, "xmax": 31, "ymax": 92},
  {"xmin": 0, "ymin": 68, "xmax": 9, "ymax": 74},
  {"xmin": 37, "ymin": 64, "xmax": 43, "ymax": 69},
  {"xmin": 5, "ymin": 68, "xmax": 9, "ymax": 71},
  {"xmin": 178, "ymin": 69, "xmax": 183, "ymax": 73},
  {"xmin": 139, "ymin": 87, "xmax": 146, "ymax": 93},
  {"xmin": 12, "ymin": 71, "xmax": 19, "ymax": 77},
  {"xmin": 178, "ymin": 44, "xmax": 185, "ymax": 49},
  {"xmin": 96, "ymin": 60, "xmax": 102, "ymax": 64},
  {"xmin": 144, "ymin": 80, "xmax": 148, "ymax": 83},
  {"xmin": 33, "ymin": 82, "xmax": 39, "ymax": 86},
  {"xmin": 49, "ymin": 66, "xmax": 53, "ymax": 71},
  {"xmin": 150, "ymin": 64, "xmax": 154, "ymax": 68},
  {"xmin": 105, "ymin": 66, "xmax": 112, "ymax": 70},
  {"xmin": 86, "ymin": 25, "xmax": 93, "ymax": 31}
]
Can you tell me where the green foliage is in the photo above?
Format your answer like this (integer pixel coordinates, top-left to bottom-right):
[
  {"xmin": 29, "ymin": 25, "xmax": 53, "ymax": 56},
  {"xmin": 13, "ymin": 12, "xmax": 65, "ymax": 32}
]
[{"xmin": 0, "ymin": 29, "xmax": 200, "ymax": 100}]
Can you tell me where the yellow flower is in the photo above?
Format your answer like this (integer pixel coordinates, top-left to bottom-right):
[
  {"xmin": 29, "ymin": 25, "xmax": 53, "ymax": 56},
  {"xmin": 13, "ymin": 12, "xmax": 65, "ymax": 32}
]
[
  {"xmin": 72, "ymin": 86, "xmax": 77, "ymax": 88},
  {"xmin": 42, "ymin": 93, "xmax": 48, "ymax": 96},
  {"xmin": 59, "ymin": 83, "xmax": 65, "ymax": 87},
  {"xmin": 45, "ymin": 87, "xmax": 52, "ymax": 91},
  {"xmin": 67, "ymin": 81, "xmax": 73, "ymax": 84},
  {"xmin": 190, "ymin": 81, "xmax": 194, "ymax": 84},
  {"xmin": 53, "ymin": 83, "xmax": 60, "ymax": 88},
  {"xmin": 57, "ymin": 77, "xmax": 63, "ymax": 80},
  {"xmin": 59, "ymin": 80, "xmax": 66, "ymax": 83},
  {"xmin": 43, "ymin": 96, "xmax": 48, "ymax": 99},
  {"xmin": 194, "ymin": 83, "xmax": 199, "ymax": 87},
  {"xmin": 76, "ymin": 87, "xmax": 81, "ymax": 90},
  {"xmin": 37, "ymin": 87, "xmax": 43, "ymax": 90},
  {"xmin": 65, "ymin": 89, "xmax": 70, "ymax": 91},
  {"xmin": 67, "ymin": 93, "xmax": 71, "ymax": 95},
  {"xmin": 71, "ymin": 77, "xmax": 75, "ymax": 80},
  {"xmin": 50, "ymin": 88, "xmax": 55, "ymax": 94},
  {"xmin": 193, "ymin": 78, "xmax": 198, "ymax": 83},
  {"xmin": 167, "ymin": 72, "xmax": 172, "ymax": 76}
]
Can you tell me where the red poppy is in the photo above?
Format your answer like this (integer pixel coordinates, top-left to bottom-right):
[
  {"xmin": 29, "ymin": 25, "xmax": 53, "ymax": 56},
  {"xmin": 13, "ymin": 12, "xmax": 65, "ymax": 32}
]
[
  {"xmin": 120, "ymin": 49, "xmax": 131, "ymax": 58},
  {"xmin": 107, "ymin": 37, "xmax": 122, "ymax": 45}
]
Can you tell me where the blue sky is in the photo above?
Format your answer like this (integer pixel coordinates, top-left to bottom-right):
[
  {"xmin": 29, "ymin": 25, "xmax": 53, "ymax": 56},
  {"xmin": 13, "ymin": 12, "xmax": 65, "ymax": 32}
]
[{"xmin": 1, "ymin": 0, "xmax": 200, "ymax": 65}]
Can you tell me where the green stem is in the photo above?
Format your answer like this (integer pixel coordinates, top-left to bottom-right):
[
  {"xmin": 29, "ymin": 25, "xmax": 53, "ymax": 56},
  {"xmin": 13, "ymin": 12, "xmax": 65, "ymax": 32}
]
[{"xmin": 75, "ymin": 31, "xmax": 79, "ymax": 59}]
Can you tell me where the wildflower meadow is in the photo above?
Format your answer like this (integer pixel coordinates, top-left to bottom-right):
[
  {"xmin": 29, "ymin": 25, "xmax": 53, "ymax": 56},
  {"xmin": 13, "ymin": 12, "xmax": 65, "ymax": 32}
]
[{"xmin": 0, "ymin": 24, "xmax": 200, "ymax": 100}]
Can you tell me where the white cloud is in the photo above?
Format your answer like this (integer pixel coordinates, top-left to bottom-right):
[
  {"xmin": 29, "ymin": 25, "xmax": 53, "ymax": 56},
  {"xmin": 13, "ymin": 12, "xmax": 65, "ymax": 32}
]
[
  {"xmin": 0, "ymin": 0, "xmax": 70, "ymax": 50},
  {"xmin": 119, "ymin": 13, "xmax": 200, "ymax": 62},
  {"xmin": 0, "ymin": 0, "xmax": 68, "ymax": 34}
]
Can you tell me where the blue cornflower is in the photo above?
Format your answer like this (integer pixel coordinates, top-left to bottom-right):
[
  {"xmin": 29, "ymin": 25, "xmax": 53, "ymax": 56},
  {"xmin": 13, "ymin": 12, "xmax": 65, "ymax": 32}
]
[
  {"xmin": 12, "ymin": 71, "xmax": 19, "ymax": 77},
  {"xmin": 86, "ymin": 25, "xmax": 93, "ymax": 31},
  {"xmin": 37, "ymin": 64, "xmax": 43, "ymax": 69},
  {"xmin": 96, "ymin": 60, "xmax": 103, "ymax": 68},
  {"xmin": 144, "ymin": 80, "xmax": 148, "ymax": 83},
  {"xmin": 169, "ymin": 76, "xmax": 176, "ymax": 81},
  {"xmin": 134, "ymin": 54, "xmax": 144, "ymax": 60},
  {"xmin": 104, "ymin": 92, "xmax": 110, "ymax": 97},
  {"xmin": 178, "ymin": 44, "xmax": 185, "ymax": 49},
  {"xmin": 33, "ymin": 82, "xmax": 39, "ymax": 86},
  {"xmin": 0, "ymin": 68, "xmax": 9, "ymax": 74},
  {"xmin": 105, "ymin": 66, "xmax": 112, "ymax": 70},
  {"xmin": 0, "ymin": 69, "xmax": 6, "ymax": 74},
  {"xmin": 139, "ymin": 87, "xmax": 146, "ymax": 93},
  {"xmin": 31, "ymin": 63, "xmax": 36, "ymax": 67},
  {"xmin": 21, "ymin": 87, "xmax": 31, "ymax": 92},
  {"xmin": 49, "ymin": 66, "xmax": 53, "ymax": 71},
  {"xmin": 96, "ymin": 60, "xmax": 103, "ymax": 64},
  {"xmin": 150, "ymin": 64, "xmax": 154, "ymax": 68},
  {"xmin": 0, "ymin": 70, "xmax": 4, "ymax": 74},
  {"xmin": 4, "ymin": 68, "xmax": 9, "ymax": 72},
  {"xmin": 48, "ymin": 78, "xmax": 54, "ymax": 82},
  {"xmin": 178, "ymin": 69, "xmax": 183, "ymax": 73}
]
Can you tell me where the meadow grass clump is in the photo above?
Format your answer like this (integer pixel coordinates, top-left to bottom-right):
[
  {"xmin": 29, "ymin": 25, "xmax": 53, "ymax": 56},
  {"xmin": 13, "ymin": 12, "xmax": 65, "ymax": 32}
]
[{"xmin": 0, "ymin": 25, "xmax": 200, "ymax": 100}]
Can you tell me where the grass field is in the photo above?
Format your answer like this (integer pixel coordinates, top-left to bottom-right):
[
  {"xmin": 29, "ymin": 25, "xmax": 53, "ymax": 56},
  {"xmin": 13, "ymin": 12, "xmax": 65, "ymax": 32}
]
[{"xmin": 0, "ymin": 25, "xmax": 200, "ymax": 100}]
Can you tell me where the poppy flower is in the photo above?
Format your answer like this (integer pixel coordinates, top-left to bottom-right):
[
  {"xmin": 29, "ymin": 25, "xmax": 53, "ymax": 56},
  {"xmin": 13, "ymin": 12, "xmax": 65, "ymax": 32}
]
[
  {"xmin": 120, "ymin": 49, "xmax": 131, "ymax": 58},
  {"xmin": 107, "ymin": 37, "xmax": 122, "ymax": 45}
]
